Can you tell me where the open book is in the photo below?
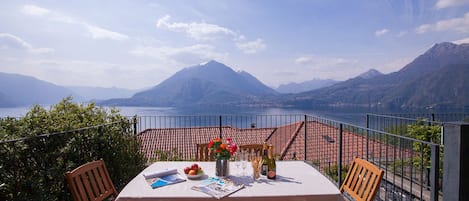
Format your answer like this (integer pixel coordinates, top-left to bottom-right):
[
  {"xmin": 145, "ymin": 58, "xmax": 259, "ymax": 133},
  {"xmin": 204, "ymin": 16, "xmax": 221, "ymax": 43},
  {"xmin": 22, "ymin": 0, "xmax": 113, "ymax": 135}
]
[
  {"xmin": 191, "ymin": 177, "xmax": 244, "ymax": 199},
  {"xmin": 143, "ymin": 169, "xmax": 186, "ymax": 189}
]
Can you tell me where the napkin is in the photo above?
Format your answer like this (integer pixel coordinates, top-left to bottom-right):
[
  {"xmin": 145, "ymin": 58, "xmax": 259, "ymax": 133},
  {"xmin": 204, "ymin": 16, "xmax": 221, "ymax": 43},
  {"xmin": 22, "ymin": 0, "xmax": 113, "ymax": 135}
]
[{"xmin": 143, "ymin": 168, "xmax": 178, "ymax": 179}]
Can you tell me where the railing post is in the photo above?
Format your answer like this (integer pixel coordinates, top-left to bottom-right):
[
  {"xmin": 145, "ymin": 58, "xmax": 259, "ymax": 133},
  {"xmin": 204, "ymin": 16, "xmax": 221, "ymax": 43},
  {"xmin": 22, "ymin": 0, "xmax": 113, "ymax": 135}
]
[
  {"xmin": 133, "ymin": 115, "xmax": 138, "ymax": 135},
  {"xmin": 219, "ymin": 115, "xmax": 222, "ymax": 139},
  {"xmin": 338, "ymin": 123, "xmax": 343, "ymax": 186},
  {"xmin": 430, "ymin": 144, "xmax": 440, "ymax": 201},
  {"xmin": 98, "ymin": 126, "xmax": 103, "ymax": 156},
  {"xmin": 366, "ymin": 114, "xmax": 369, "ymax": 161},
  {"xmin": 304, "ymin": 115, "xmax": 307, "ymax": 161}
]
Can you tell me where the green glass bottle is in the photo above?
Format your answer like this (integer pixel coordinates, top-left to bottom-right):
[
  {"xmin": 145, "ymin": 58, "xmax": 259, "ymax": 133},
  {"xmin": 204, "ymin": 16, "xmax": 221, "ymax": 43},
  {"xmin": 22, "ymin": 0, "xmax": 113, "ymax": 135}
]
[{"xmin": 267, "ymin": 144, "xmax": 276, "ymax": 180}]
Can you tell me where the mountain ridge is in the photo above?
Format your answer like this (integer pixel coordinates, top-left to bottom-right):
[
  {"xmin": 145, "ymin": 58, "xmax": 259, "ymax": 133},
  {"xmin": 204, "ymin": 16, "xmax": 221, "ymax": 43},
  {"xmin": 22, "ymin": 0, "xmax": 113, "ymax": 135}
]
[
  {"xmin": 1, "ymin": 42, "xmax": 468, "ymax": 111},
  {"xmin": 285, "ymin": 42, "xmax": 469, "ymax": 111},
  {"xmin": 102, "ymin": 60, "xmax": 278, "ymax": 106},
  {"xmin": 0, "ymin": 72, "xmax": 79, "ymax": 107},
  {"xmin": 276, "ymin": 79, "xmax": 339, "ymax": 94}
]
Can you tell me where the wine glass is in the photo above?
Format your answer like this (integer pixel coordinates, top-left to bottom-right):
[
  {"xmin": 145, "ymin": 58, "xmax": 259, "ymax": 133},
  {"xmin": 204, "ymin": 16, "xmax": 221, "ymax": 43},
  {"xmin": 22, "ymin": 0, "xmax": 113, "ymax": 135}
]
[
  {"xmin": 234, "ymin": 150, "xmax": 241, "ymax": 176},
  {"xmin": 241, "ymin": 150, "xmax": 247, "ymax": 176}
]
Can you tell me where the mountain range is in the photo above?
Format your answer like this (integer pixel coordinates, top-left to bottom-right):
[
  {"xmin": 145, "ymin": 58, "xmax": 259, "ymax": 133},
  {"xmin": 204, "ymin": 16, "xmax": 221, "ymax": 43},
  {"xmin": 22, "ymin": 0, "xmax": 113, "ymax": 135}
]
[
  {"xmin": 0, "ymin": 72, "xmax": 141, "ymax": 107},
  {"xmin": 102, "ymin": 60, "xmax": 278, "ymax": 107},
  {"xmin": 0, "ymin": 72, "xmax": 77, "ymax": 107},
  {"xmin": 285, "ymin": 42, "xmax": 469, "ymax": 111},
  {"xmin": 67, "ymin": 86, "xmax": 141, "ymax": 101},
  {"xmin": 1, "ymin": 42, "xmax": 468, "ymax": 111},
  {"xmin": 276, "ymin": 79, "xmax": 339, "ymax": 94}
]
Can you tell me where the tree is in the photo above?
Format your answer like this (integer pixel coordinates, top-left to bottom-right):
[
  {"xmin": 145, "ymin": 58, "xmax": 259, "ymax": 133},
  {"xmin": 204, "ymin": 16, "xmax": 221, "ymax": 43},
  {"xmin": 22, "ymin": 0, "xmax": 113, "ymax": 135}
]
[
  {"xmin": 407, "ymin": 121, "xmax": 441, "ymax": 169},
  {"xmin": 0, "ymin": 97, "xmax": 146, "ymax": 201}
]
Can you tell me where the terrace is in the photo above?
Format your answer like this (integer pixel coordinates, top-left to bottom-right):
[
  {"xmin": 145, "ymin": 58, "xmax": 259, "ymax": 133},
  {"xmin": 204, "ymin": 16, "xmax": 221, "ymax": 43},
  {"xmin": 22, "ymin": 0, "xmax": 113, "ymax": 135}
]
[{"xmin": 2, "ymin": 113, "xmax": 468, "ymax": 201}]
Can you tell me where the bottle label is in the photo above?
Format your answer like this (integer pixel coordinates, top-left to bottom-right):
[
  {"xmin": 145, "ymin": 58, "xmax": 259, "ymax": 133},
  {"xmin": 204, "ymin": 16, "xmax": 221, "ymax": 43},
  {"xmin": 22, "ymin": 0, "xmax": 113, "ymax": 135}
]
[{"xmin": 267, "ymin": 170, "xmax": 276, "ymax": 179}]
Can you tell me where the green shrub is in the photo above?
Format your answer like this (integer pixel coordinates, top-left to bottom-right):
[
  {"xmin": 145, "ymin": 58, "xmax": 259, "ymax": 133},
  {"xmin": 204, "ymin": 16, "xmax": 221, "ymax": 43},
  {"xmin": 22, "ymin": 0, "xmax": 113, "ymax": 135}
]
[{"xmin": 0, "ymin": 97, "xmax": 146, "ymax": 201}]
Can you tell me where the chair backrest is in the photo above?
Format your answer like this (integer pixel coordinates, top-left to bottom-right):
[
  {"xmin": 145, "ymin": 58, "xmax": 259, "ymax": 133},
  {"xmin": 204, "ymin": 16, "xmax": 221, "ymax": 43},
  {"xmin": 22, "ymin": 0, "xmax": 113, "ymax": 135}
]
[
  {"xmin": 196, "ymin": 143, "xmax": 214, "ymax": 161},
  {"xmin": 340, "ymin": 158, "xmax": 384, "ymax": 201},
  {"xmin": 65, "ymin": 159, "xmax": 118, "ymax": 201},
  {"xmin": 239, "ymin": 144, "xmax": 264, "ymax": 155}
]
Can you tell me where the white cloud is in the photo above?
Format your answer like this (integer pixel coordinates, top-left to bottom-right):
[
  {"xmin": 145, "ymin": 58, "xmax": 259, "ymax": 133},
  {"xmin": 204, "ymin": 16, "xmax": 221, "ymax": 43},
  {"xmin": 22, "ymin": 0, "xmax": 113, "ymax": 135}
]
[
  {"xmin": 416, "ymin": 12, "xmax": 469, "ymax": 34},
  {"xmin": 375, "ymin": 29, "xmax": 389, "ymax": 37},
  {"xmin": 20, "ymin": 4, "xmax": 128, "ymax": 41},
  {"xmin": 130, "ymin": 44, "xmax": 227, "ymax": 64},
  {"xmin": 453, "ymin": 37, "xmax": 469, "ymax": 44},
  {"xmin": 85, "ymin": 25, "xmax": 129, "ymax": 40},
  {"xmin": 21, "ymin": 4, "xmax": 50, "ymax": 16},
  {"xmin": 0, "ymin": 33, "xmax": 32, "ymax": 49},
  {"xmin": 294, "ymin": 57, "xmax": 313, "ymax": 65},
  {"xmin": 435, "ymin": 0, "xmax": 469, "ymax": 9},
  {"xmin": 156, "ymin": 15, "xmax": 236, "ymax": 40},
  {"xmin": 236, "ymin": 38, "xmax": 266, "ymax": 54},
  {"xmin": 294, "ymin": 55, "xmax": 354, "ymax": 67},
  {"xmin": 0, "ymin": 33, "xmax": 54, "ymax": 54},
  {"xmin": 284, "ymin": 55, "xmax": 362, "ymax": 82}
]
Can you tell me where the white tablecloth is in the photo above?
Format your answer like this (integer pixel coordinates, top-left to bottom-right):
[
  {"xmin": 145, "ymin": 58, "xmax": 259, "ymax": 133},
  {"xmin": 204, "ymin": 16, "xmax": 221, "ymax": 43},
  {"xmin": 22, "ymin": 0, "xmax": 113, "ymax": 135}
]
[{"xmin": 116, "ymin": 161, "xmax": 344, "ymax": 201}]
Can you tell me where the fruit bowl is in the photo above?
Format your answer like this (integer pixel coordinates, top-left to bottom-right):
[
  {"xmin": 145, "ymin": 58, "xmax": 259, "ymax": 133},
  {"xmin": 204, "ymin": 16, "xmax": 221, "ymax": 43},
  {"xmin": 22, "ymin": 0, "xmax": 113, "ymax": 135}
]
[
  {"xmin": 186, "ymin": 171, "xmax": 204, "ymax": 180},
  {"xmin": 183, "ymin": 163, "xmax": 204, "ymax": 180}
]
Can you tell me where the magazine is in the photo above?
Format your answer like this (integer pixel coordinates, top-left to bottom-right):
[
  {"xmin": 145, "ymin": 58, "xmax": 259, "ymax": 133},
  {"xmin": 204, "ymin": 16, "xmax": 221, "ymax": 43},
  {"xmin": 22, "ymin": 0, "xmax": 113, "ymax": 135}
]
[
  {"xmin": 191, "ymin": 177, "xmax": 244, "ymax": 199},
  {"xmin": 143, "ymin": 169, "xmax": 186, "ymax": 189}
]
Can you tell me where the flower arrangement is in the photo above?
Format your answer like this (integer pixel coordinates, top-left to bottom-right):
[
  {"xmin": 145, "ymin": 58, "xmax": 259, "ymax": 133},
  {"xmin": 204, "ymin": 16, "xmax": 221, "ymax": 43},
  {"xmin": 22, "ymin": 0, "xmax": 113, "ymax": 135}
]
[{"xmin": 208, "ymin": 137, "xmax": 238, "ymax": 160}]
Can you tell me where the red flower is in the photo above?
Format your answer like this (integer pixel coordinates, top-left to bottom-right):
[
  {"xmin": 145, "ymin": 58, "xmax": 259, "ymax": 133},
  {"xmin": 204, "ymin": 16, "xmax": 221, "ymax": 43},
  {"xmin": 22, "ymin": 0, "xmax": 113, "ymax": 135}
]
[{"xmin": 208, "ymin": 137, "xmax": 237, "ymax": 160}]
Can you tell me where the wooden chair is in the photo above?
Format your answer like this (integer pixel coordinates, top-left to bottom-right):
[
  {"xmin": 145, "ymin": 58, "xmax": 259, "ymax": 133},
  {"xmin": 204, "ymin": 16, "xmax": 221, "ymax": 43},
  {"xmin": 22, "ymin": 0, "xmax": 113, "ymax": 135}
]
[
  {"xmin": 65, "ymin": 159, "xmax": 118, "ymax": 201},
  {"xmin": 196, "ymin": 143, "xmax": 214, "ymax": 161},
  {"xmin": 239, "ymin": 144, "xmax": 264, "ymax": 155},
  {"xmin": 340, "ymin": 158, "xmax": 384, "ymax": 201}
]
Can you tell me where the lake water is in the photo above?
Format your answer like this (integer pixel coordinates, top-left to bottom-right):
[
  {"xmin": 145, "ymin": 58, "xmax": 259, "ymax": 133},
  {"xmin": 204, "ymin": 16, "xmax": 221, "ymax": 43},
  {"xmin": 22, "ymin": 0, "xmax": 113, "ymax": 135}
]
[{"xmin": 0, "ymin": 106, "xmax": 367, "ymax": 126}]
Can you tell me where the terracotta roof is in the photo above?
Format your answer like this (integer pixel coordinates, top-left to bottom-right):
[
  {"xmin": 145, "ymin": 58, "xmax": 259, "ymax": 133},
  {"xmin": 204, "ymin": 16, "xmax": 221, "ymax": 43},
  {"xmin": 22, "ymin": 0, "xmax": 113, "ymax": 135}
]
[
  {"xmin": 137, "ymin": 121, "xmax": 409, "ymax": 165},
  {"xmin": 281, "ymin": 121, "xmax": 407, "ymax": 166},
  {"xmin": 138, "ymin": 126, "xmax": 274, "ymax": 161}
]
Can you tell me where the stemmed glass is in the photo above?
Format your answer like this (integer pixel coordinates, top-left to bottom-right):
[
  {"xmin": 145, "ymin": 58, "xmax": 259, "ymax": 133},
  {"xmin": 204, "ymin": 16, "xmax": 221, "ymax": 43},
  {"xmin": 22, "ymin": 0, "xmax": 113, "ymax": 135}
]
[
  {"xmin": 234, "ymin": 150, "xmax": 241, "ymax": 176},
  {"xmin": 241, "ymin": 150, "xmax": 248, "ymax": 176}
]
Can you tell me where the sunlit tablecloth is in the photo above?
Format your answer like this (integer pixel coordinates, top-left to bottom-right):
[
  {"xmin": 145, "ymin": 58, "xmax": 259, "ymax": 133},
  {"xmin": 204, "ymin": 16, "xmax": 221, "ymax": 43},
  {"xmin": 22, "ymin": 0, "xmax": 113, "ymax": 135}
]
[{"xmin": 116, "ymin": 161, "xmax": 344, "ymax": 201}]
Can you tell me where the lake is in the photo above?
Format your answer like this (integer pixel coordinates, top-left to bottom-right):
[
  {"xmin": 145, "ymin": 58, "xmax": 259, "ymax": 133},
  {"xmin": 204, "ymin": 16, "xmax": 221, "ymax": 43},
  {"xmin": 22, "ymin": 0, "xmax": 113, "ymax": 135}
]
[{"xmin": 0, "ymin": 106, "xmax": 368, "ymax": 126}]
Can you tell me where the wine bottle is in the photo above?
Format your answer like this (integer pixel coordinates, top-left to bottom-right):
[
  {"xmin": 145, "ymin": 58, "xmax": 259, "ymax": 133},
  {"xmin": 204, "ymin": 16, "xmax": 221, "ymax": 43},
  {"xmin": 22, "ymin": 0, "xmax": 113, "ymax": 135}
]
[
  {"xmin": 267, "ymin": 144, "xmax": 276, "ymax": 180},
  {"xmin": 261, "ymin": 142, "xmax": 268, "ymax": 176}
]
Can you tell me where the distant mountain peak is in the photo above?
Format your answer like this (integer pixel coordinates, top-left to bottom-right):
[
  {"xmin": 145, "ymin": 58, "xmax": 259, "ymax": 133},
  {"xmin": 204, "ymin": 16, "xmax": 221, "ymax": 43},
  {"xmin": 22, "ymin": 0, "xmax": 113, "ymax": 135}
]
[
  {"xmin": 426, "ymin": 42, "xmax": 458, "ymax": 55},
  {"xmin": 358, "ymin": 69, "xmax": 383, "ymax": 79},
  {"xmin": 199, "ymin": 60, "xmax": 219, "ymax": 66}
]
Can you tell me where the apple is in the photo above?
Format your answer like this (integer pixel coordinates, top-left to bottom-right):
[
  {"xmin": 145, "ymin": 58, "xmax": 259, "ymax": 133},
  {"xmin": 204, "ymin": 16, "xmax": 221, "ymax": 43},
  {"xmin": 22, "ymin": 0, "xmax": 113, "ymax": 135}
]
[
  {"xmin": 184, "ymin": 167, "xmax": 191, "ymax": 174},
  {"xmin": 191, "ymin": 164, "xmax": 199, "ymax": 170},
  {"xmin": 188, "ymin": 169, "xmax": 197, "ymax": 175}
]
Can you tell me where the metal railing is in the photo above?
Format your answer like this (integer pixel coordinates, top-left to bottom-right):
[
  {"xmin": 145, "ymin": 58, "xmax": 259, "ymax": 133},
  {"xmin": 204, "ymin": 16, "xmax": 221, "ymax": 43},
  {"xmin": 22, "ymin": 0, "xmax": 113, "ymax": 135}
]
[
  {"xmin": 366, "ymin": 113, "xmax": 468, "ymax": 141},
  {"xmin": 135, "ymin": 114, "xmax": 443, "ymax": 201},
  {"xmin": 2, "ymin": 114, "xmax": 446, "ymax": 201}
]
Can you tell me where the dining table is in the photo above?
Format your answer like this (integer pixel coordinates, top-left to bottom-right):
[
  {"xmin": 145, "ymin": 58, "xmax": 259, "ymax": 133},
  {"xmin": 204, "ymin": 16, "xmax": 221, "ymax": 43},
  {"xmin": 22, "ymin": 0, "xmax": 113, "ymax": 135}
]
[{"xmin": 115, "ymin": 160, "xmax": 344, "ymax": 201}]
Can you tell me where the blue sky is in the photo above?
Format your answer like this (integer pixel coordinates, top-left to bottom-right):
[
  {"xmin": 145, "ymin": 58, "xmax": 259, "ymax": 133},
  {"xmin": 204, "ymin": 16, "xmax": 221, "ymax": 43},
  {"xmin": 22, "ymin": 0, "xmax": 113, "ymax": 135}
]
[{"xmin": 1, "ymin": 0, "xmax": 469, "ymax": 89}]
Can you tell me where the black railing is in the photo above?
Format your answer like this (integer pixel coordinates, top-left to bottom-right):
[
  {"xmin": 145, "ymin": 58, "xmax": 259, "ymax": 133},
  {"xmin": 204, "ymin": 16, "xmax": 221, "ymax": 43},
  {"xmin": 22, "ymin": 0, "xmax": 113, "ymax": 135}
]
[
  {"xmin": 366, "ymin": 113, "xmax": 469, "ymax": 141},
  {"xmin": 135, "ymin": 114, "xmax": 443, "ymax": 201},
  {"xmin": 2, "ymin": 114, "xmax": 446, "ymax": 201}
]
